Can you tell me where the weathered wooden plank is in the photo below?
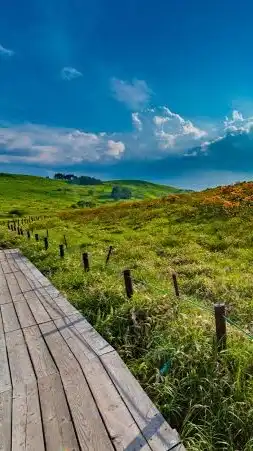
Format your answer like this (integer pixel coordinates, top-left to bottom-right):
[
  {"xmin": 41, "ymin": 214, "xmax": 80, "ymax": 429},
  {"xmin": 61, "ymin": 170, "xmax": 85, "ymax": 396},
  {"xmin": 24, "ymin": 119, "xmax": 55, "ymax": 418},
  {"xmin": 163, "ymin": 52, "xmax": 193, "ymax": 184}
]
[
  {"xmin": 23, "ymin": 325, "xmax": 57, "ymax": 379},
  {"xmin": 35, "ymin": 288, "xmax": 66, "ymax": 320},
  {"xmin": 0, "ymin": 389, "xmax": 12, "ymax": 451},
  {"xmin": 24, "ymin": 290, "xmax": 51, "ymax": 324},
  {"xmin": 44, "ymin": 285, "xmax": 78, "ymax": 316},
  {"xmin": 40, "ymin": 321, "xmax": 114, "ymax": 451},
  {"xmin": 12, "ymin": 381, "xmax": 45, "ymax": 451},
  {"xmin": 67, "ymin": 312, "xmax": 114, "ymax": 356},
  {"xmin": 39, "ymin": 374, "xmax": 79, "ymax": 451},
  {"xmin": 1, "ymin": 260, "xmax": 13, "ymax": 274},
  {"xmin": 56, "ymin": 316, "xmax": 151, "ymax": 450},
  {"xmin": 1, "ymin": 303, "xmax": 20, "ymax": 333},
  {"xmin": 15, "ymin": 300, "xmax": 36, "ymax": 328},
  {"xmin": 9, "ymin": 256, "xmax": 40, "ymax": 289},
  {"xmin": 0, "ymin": 271, "xmax": 12, "ymax": 305},
  {"xmin": 21, "ymin": 257, "xmax": 50, "ymax": 287},
  {"xmin": 5, "ymin": 272, "xmax": 21, "ymax": 297},
  {"xmin": 6, "ymin": 329, "xmax": 45, "ymax": 451},
  {"xmin": 102, "ymin": 351, "xmax": 182, "ymax": 451},
  {"xmin": 0, "ymin": 336, "xmax": 12, "ymax": 393},
  {"xmin": 14, "ymin": 271, "xmax": 33, "ymax": 293},
  {"xmin": 6, "ymin": 329, "xmax": 35, "ymax": 390}
]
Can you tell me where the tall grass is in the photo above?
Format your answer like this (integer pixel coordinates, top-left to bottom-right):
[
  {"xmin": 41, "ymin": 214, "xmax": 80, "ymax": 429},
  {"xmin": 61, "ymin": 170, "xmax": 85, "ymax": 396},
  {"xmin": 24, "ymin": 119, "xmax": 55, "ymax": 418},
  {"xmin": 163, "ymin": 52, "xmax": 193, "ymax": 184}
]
[{"xmin": 1, "ymin": 182, "xmax": 253, "ymax": 449}]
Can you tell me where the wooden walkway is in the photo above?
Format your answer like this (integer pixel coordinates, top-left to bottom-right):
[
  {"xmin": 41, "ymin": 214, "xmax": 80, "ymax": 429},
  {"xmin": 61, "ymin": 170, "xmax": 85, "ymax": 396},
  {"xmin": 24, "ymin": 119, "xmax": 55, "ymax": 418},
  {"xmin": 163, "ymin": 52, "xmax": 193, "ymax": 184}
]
[{"xmin": 0, "ymin": 249, "xmax": 185, "ymax": 451}]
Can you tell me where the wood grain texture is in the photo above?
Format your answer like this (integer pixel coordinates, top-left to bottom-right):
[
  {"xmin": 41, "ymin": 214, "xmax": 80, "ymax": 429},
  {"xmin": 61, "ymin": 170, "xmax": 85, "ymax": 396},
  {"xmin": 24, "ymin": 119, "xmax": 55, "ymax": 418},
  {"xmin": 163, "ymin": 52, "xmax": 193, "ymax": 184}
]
[
  {"xmin": 24, "ymin": 290, "xmax": 51, "ymax": 324},
  {"xmin": 44, "ymin": 285, "xmax": 78, "ymax": 316},
  {"xmin": 0, "ymin": 336, "xmax": 12, "ymax": 394},
  {"xmin": 15, "ymin": 300, "xmax": 36, "ymax": 328},
  {"xmin": 56, "ymin": 316, "xmax": 150, "ymax": 451},
  {"xmin": 0, "ymin": 389, "xmax": 12, "ymax": 451},
  {"xmin": 12, "ymin": 381, "xmax": 45, "ymax": 451},
  {"xmin": 0, "ymin": 271, "xmax": 12, "ymax": 305},
  {"xmin": 67, "ymin": 312, "xmax": 114, "ymax": 356},
  {"xmin": 5, "ymin": 272, "xmax": 21, "ymax": 297},
  {"xmin": 40, "ymin": 320, "xmax": 114, "ymax": 451},
  {"xmin": 102, "ymin": 351, "xmax": 182, "ymax": 451},
  {"xmin": 6, "ymin": 329, "xmax": 35, "ymax": 392},
  {"xmin": 14, "ymin": 271, "xmax": 33, "ymax": 293},
  {"xmin": 23, "ymin": 325, "xmax": 57, "ymax": 379},
  {"xmin": 35, "ymin": 288, "xmax": 66, "ymax": 320},
  {"xmin": 38, "ymin": 373, "xmax": 79, "ymax": 451},
  {"xmin": 1, "ymin": 303, "xmax": 20, "ymax": 333}
]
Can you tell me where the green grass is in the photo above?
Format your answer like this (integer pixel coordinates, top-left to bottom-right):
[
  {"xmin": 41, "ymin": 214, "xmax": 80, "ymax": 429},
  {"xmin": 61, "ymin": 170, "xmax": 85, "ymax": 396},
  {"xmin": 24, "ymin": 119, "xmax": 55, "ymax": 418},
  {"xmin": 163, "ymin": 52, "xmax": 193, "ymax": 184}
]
[
  {"xmin": 0, "ymin": 173, "xmax": 181, "ymax": 216},
  {"xmin": 1, "ymin": 176, "xmax": 253, "ymax": 450}
]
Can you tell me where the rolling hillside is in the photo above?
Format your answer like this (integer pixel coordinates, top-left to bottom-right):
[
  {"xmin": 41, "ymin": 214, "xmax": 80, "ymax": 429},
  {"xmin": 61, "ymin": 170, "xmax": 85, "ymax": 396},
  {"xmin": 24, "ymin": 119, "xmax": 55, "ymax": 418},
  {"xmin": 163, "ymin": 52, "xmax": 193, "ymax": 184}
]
[{"xmin": 0, "ymin": 173, "xmax": 182, "ymax": 216}]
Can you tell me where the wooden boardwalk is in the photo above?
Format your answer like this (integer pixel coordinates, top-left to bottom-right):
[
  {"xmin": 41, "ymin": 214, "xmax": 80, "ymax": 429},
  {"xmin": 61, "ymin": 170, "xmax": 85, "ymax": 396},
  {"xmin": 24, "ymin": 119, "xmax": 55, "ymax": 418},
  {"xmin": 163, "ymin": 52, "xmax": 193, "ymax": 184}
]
[{"xmin": 0, "ymin": 249, "xmax": 185, "ymax": 451}]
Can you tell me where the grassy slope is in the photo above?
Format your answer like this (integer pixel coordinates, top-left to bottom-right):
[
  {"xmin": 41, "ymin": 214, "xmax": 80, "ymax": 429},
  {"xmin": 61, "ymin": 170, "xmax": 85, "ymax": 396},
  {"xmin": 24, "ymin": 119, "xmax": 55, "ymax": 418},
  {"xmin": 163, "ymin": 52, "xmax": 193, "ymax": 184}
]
[
  {"xmin": 0, "ymin": 173, "xmax": 181, "ymax": 215},
  {"xmin": 1, "ymin": 180, "xmax": 253, "ymax": 449}
]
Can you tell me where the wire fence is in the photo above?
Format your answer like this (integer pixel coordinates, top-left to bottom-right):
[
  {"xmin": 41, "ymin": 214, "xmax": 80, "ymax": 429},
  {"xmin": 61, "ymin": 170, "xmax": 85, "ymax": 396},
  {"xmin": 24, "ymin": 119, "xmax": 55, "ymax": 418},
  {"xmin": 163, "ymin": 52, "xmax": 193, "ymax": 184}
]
[{"xmin": 5, "ymin": 216, "xmax": 253, "ymax": 348}]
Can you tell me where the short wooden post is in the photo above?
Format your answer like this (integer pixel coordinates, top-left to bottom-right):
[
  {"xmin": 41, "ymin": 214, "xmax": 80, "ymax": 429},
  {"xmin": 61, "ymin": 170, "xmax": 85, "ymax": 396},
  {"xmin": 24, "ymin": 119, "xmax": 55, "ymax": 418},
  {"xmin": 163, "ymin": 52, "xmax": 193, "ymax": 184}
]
[
  {"xmin": 46, "ymin": 229, "xmax": 49, "ymax": 238},
  {"xmin": 82, "ymin": 252, "xmax": 90, "ymax": 272},
  {"xmin": 63, "ymin": 235, "xmax": 68, "ymax": 248},
  {"xmin": 105, "ymin": 246, "xmax": 113, "ymax": 265},
  {"xmin": 123, "ymin": 269, "xmax": 133, "ymax": 298},
  {"xmin": 35, "ymin": 233, "xmax": 39, "ymax": 241},
  {"xmin": 44, "ymin": 237, "xmax": 48, "ymax": 250},
  {"xmin": 172, "ymin": 272, "xmax": 180, "ymax": 297},
  {"xmin": 59, "ymin": 244, "xmax": 64, "ymax": 258},
  {"xmin": 27, "ymin": 230, "xmax": 31, "ymax": 239},
  {"xmin": 214, "ymin": 303, "xmax": 226, "ymax": 351}
]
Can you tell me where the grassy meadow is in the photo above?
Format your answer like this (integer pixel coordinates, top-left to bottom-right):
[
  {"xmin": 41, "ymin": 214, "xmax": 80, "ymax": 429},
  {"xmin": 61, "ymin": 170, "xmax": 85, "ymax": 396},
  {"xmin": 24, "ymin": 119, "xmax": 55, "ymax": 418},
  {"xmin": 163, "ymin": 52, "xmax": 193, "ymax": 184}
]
[
  {"xmin": 1, "ymin": 175, "xmax": 253, "ymax": 450},
  {"xmin": 0, "ymin": 173, "xmax": 181, "ymax": 215}
]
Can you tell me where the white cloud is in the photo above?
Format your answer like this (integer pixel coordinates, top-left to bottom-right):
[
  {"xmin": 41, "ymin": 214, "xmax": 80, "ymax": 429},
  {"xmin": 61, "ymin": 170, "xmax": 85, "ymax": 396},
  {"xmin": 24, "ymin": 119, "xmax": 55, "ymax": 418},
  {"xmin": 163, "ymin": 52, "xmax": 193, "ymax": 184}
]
[
  {"xmin": 61, "ymin": 67, "xmax": 83, "ymax": 81},
  {"xmin": 0, "ymin": 44, "xmax": 14, "ymax": 57},
  {"xmin": 107, "ymin": 140, "xmax": 125, "ymax": 158},
  {"xmin": 1, "ymin": 107, "xmax": 253, "ymax": 168},
  {"xmin": 132, "ymin": 113, "xmax": 143, "ymax": 131},
  {"xmin": 111, "ymin": 78, "xmax": 151, "ymax": 110},
  {"xmin": 224, "ymin": 109, "xmax": 253, "ymax": 134},
  {"xmin": 0, "ymin": 123, "xmax": 125, "ymax": 165}
]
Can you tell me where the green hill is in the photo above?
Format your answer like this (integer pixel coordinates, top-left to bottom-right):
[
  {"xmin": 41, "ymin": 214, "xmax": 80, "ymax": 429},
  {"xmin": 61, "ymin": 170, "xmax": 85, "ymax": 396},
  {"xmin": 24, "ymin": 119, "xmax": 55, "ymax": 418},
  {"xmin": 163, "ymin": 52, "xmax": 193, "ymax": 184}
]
[{"xmin": 0, "ymin": 173, "xmax": 182, "ymax": 216}]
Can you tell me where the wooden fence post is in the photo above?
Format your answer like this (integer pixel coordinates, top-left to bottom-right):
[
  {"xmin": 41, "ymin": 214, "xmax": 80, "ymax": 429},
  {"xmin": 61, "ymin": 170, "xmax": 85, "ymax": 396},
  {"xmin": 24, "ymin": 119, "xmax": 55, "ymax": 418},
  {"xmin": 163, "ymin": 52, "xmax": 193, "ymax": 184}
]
[
  {"xmin": 44, "ymin": 237, "xmax": 49, "ymax": 250},
  {"xmin": 59, "ymin": 244, "xmax": 64, "ymax": 258},
  {"xmin": 35, "ymin": 233, "xmax": 39, "ymax": 241},
  {"xmin": 123, "ymin": 269, "xmax": 133, "ymax": 298},
  {"xmin": 82, "ymin": 252, "xmax": 90, "ymax": 272},
  {"xmin": 214, "ymin": 303, "xmax": 226, "ymax": 351},
  {"xmin": 27, "ymin": 230, "xmax": 31, "ymax": 239},
  {"xmin": 46, "ymin": 229, "xmax": 49, "ymax": 238},
  {"xmin": 105, "ymin": 246, "xmax": 113, "ymax": 265},
  {"xmin": 172, "ymin": 272, "xmax": 180, "ymax": 297}
]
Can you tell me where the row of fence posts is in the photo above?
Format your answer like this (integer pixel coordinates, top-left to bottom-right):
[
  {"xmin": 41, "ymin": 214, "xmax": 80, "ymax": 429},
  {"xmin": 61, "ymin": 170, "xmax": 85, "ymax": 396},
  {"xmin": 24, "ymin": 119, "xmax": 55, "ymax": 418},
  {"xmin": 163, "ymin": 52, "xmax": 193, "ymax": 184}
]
[{"xmin": 7, "ymin": 218, "xmax": 227, "ymax": 351}]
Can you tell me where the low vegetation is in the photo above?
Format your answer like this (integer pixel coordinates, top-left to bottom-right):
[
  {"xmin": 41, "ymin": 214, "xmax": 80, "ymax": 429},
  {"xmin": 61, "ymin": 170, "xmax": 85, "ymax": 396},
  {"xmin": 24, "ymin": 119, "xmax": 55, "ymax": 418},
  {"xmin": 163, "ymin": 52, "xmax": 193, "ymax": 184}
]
[
  {"xmin": 1, "ymin": 176, "xmax": 253, "ymax": 450},
  {"xmin": 0, "ymin": 173, "xmax": 181, "ymax": 215}
]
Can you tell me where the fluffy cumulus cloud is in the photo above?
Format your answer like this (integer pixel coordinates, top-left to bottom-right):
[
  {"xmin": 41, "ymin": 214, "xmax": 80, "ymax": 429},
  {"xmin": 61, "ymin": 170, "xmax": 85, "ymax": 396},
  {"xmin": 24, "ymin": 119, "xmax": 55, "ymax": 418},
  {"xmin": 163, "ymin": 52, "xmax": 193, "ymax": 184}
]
[
  {"xmin": 0, "ymin": 123, "xmax": 125, "ymax": 166},
  {"xmin": 110, "ymin": 78, "xmax": 152, "ymax": 110},
  {"xmin": 61, "ymin": 67, "xmax": 83, "ymax": 81},
  {"xmin": 1, "ymin": 107, "xmax": 253, "ymax": 172},
  {"xmin": 0, "ymin": 44, "xmax": 14, "ymax": 57}
]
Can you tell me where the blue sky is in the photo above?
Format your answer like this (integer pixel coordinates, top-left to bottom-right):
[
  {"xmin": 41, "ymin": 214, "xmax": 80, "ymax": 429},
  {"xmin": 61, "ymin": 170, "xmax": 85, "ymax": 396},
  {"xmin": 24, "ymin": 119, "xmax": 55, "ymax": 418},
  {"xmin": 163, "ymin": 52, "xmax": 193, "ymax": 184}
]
[{"xmin": 1, "ymin": 0, "xmax": 253, "ymax": 188}]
